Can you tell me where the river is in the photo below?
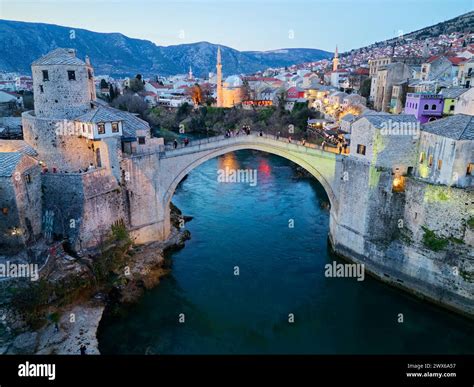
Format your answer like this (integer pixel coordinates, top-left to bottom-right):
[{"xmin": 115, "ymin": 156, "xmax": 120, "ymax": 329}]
[{"xmin": 98, "ymin": 150, "xmax": 474, "ymax": 354}]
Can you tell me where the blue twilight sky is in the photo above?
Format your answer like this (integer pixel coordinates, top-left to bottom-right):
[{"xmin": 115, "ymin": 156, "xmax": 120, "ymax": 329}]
[{"xmin": 0, "ymin": 0, "xmax": 472, "ymax": 52}]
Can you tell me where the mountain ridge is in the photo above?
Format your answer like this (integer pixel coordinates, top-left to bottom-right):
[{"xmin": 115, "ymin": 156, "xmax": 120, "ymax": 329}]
[{"xmin": 0, "ymin": 19, "xmax": 332, "ymax": 77}]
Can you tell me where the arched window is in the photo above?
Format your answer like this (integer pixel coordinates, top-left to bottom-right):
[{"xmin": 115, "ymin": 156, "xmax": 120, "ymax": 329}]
[
  {"xmin": 423, "ymin": 104, "xmax": 429, "ymax": 110},
  {"xmin": 431, "ymin": 104, "xmax": 436, "ymax": 110}
]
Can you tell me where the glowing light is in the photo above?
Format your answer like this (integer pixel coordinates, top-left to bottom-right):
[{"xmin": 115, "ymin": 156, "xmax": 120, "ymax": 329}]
[{"xmin": 258, "ymin": 159, "xmax": 271, "ymax": 176}]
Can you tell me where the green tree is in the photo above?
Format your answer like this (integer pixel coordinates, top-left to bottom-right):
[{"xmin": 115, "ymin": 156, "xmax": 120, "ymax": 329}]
[
  {"xmin": 129, "ymin": 77, "xmax": 144, "ymax": 93},
  {"xmin": 109, "ymin": 84, "xmax": 116, "ymax": 101}
]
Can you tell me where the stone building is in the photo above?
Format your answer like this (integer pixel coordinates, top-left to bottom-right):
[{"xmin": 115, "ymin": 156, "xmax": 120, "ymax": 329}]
[
  {"xmin": 415, "ymin": 114, "xmax": 473, "ymax": 188},
  {"xmin": 0, "ymin": 152, "xmax": 41, "ymax": 250},
  {"xmin": 372, "ymin": 62, "xmax": 412, "ymax": 112},
  {"xmin": 439, "ymin": 87, "xmax": 470, "ymax": 115},
  {"xmin": 31, "ymin": 48, "xmax": 96, "ymax": 119},
  {"xmin": 2, "ymin": 48, "xmax": 165, "ymax": 251},
  {"xmin": 404, "ymin": 93, "xmax": 444, "ymax": 123},
  {"xmin": 350, "ymin": 114, "xmax": 419, "ymax": 175}
]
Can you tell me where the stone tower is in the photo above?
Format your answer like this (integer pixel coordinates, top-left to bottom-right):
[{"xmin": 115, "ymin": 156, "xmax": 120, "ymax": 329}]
[
  {"xmin": 332, "ymin": 45, "xmax": 339, "ymax": 72},
  {"xmin": 31, "ymin": 48, "xmax": 96, "ymax": 119},
  {"xmin": 216, "ymin": 47, "xmax": 223, "ymax": 107}
]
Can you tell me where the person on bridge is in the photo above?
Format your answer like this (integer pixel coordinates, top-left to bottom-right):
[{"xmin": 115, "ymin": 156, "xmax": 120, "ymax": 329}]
[
  {"xmin": 288, "ymin": 136, "xmax": 292, "ymax": 143},
  {"xmin": 276, "ymin": 131, "xmax": 280, "ymax": 140},
  {"xmin": 302, "ymin": 139, "xmax": 306, "ymax": 146},
  {"xmin": 184, "ymin": 137, "xmax": 189, "ymax": 146},
  {"xmin": 173, "ymin": 139, "xmax": 178, "ymax": 149}
]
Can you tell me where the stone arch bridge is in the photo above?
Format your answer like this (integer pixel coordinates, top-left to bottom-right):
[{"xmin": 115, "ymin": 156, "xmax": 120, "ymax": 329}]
[{"xmin": 123, "ymin": 133, "xmax": 346, "ymax": 244}]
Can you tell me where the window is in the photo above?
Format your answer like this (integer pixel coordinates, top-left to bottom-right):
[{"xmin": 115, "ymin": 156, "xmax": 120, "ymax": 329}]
[
  {"xmin": 42, "ymin": 70, "xmax": 49, "ymax": 81},
  {"xmin": 467, "ymin": 163, "xmax": 473, "ymax": 176},
  {"xmin": 82, "ymin": 124, "xmax": 85, "ymax": 133},
  {"xmin": 97, "ymin": 123, "xmax": 105, "ymax": 134},
  {"xmin": 111, "ymin": 122, "xmax": 119, "ymax": 133},
  {"xmin": 88, "ymin": 69, "xmax": 93, "ymax": 80},
  {"xmin": 88, "ymin": 125, "xmax": 92, "ymax": 134},
  {"xmin": 67, "ymin": 70, "xmax": 76, "ymax": 81},
  {"xmin": 437, "ymin": 159, "xmax": 442, "ymax": 170},
  {"xmin": 39, "ymin": 85, "xmax": 44, "ymax": 93},
  {"xmin": 428, "ymin": 155, "xmax": 433, "ymax": 167},
  {"xmin": 25, "ymin": 174, "xmax": 31, "ymax": 184},
  {"xmin": 423, "ymin": 104, "xmax": 429, "ymax": 110},
  {"xmin": 356, "ymin": 144, "xmax": 366, "ymax": 155},
  {"xmin": 419, "ymin": 152, "xmax": 425, "ymax": 163},
  {"xmin": 138, "ymin": 137, "xmax": 146, "ymax": 145},
  {"xmin": 2, "ymin": 207, "xmax": 8, "ymax": 215},
  {"xmin": 431, "ymin": 104, "xmax": 437, "ymax": 110}
]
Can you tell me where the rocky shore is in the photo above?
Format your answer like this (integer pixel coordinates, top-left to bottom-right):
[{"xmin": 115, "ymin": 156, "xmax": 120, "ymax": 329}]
[{"xmin": 0, "ymin": 204, "xmax": 191, "ymax": 355}]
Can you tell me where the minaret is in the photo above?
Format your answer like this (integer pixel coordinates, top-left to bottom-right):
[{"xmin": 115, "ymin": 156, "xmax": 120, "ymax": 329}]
[
  {"xmin": 332, "ymin": 45, "xmax": 339, "ymax": 72},
  {"xmin": 188, "ymin": 66, "xmax": 193, "ymax": 80},
  {"xmin": 216, "ymin": 47, "xmax": 223, "ymax": 107}
]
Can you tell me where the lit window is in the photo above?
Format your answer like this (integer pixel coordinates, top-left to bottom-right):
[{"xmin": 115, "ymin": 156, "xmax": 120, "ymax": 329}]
[
  {"xmin": 98, "ymin": 123, "xmax": 105, "ymax": 134},
  {"xmin": 428, "ymin": 155, "xmax": 433, "ymax": 167},
  {"xmin": 467, "ymin": 163, "xmax": 473, "ymax": 176},
  {"xmin": 356, "ymin": 144, "xmax": 366, "ymax": 155},
  {"xmin": 68, "ymin": 70, "xmax": 76, "ymax": 81},
  {"xmin": 111, "ymin": 122, "xmax": 119, "ymax": 133},
  {"xmin": 437, "ymin": 159, "xmax": 442, "ymax": 170},
  {"xmin": 419, "ymin": 152, "xmax": 425, "ymax": 163},
  {"xmin": 42, "ymin": 70, "xmax": 49, "ymax": 81},
  {"xmin": 2, "ymin": 207, "xmax": 8, "ymax": 215}
]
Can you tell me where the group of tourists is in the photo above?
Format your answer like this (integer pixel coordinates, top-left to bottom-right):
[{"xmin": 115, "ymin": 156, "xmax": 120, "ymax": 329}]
[{"xmin": 173, "ymin": 137, "xmax": 190, "ymax": 149}]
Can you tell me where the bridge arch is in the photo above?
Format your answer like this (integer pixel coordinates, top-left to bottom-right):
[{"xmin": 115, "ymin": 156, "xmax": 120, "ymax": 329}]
[{"xmin": 162, "ymin": 142, "xmax": 339, "ymax": 213}]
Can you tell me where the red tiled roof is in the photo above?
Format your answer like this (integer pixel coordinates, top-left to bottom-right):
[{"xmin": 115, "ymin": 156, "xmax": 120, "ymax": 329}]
[{"xmin": 448, "ymin": 56, "xmax": 466, "ymax": 65}]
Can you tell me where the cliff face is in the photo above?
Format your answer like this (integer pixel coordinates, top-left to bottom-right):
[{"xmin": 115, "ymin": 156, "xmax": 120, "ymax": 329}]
[{"xmin": 330, "ymin": 160, "xmax": 474, "ymax": 317}]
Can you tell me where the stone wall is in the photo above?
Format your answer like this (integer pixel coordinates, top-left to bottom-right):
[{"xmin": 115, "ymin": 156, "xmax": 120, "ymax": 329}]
[
  {"xmin": 0, "ymin": 156, "xmax": 42, "ymax": 250},
  {"xmin": 22, "ymin": 111, "xmax": 96, "ymax": 171},
  {"xmin": 330, "ymin": 156, "xmax": 474, "ymax": 317},
  {"xmin": 41, "ymin": 168, "xmax": 125, "ymax": 249}
]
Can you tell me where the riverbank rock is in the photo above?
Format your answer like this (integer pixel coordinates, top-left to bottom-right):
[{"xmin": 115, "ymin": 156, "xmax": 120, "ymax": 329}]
[
  {"xmin": 35, "ymin": 302, "xmax": 104, "ymax": 355},
  {"xmin": 8, "ymin": 331, "xmax": 38, "ymax": 354}
]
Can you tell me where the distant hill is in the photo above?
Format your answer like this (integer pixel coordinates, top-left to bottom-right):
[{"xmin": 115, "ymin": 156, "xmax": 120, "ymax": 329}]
[
  {"xmin": 342, "ymin": 11, "xmax": 474, "ymax": 57},
  {"xmin": 0, "ymin": 19, "xmax": 332, "ymax": 77}
]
